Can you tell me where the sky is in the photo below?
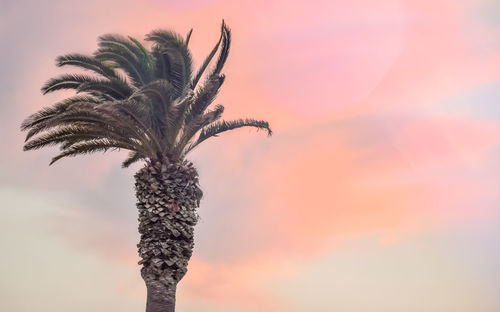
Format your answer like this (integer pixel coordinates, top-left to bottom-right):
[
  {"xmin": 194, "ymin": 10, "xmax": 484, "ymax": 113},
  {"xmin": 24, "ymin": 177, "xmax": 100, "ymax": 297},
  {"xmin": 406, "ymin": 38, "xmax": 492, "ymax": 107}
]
[{"xmin": 1, "ymin": 0, "xmax": 500, "ymax": 311}]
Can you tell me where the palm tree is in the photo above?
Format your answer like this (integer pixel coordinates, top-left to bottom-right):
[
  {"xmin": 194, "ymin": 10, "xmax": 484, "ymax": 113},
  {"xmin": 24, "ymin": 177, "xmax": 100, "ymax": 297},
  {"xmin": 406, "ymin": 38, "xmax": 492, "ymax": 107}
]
[{"xmin": 21, "ymin": 21, "xmax": 271, "ymax": 312}]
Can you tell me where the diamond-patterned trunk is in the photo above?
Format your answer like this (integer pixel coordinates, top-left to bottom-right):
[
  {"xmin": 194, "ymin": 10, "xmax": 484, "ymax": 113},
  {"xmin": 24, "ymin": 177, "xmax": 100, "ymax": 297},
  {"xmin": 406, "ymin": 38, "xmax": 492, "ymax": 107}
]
[{"xmin": 135, "ymin": 160, "xmax": 202, "ymax": 312}]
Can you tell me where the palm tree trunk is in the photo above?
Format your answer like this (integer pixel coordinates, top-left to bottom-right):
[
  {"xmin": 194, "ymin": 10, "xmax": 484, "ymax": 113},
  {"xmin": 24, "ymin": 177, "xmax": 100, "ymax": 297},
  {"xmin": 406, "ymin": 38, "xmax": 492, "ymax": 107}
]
[{"xmin": 135, "ymin": 160, "xmax": 203, "ymax": 312}]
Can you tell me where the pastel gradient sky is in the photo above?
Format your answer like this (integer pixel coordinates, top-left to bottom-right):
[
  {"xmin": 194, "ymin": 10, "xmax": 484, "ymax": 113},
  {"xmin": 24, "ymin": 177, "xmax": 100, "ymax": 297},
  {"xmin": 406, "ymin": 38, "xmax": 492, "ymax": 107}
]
[{"xmin": 1, "ymin": 0, "xmax": 500, "ymax": 311}]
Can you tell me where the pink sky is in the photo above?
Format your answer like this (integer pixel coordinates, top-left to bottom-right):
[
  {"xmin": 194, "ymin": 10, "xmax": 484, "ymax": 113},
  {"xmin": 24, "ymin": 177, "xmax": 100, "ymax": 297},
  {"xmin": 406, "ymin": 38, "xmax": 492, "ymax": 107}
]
[{"xmin": 1, "ymin": 0, "xmax": 500, "ymax": 311}]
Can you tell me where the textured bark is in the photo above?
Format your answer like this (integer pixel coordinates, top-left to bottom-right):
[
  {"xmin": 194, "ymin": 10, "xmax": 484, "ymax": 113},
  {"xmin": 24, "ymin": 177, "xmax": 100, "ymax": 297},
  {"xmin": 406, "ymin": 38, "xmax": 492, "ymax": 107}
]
[{"xmin": 135, "ymin": 160, "xmax": 203, "ymax": 312}]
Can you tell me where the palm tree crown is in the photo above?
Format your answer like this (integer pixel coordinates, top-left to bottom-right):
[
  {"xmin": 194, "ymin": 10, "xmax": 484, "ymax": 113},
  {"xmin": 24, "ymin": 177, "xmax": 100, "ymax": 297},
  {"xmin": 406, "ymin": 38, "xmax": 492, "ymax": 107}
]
[{"xmin": 21, "ymin": 21, "xmax": 272, "ymax": 167}]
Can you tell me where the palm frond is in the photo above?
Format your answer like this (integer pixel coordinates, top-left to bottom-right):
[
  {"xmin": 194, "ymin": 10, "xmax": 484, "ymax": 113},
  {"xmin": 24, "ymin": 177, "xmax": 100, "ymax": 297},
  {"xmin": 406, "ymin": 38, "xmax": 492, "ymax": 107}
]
[
  {"xmin": 122, "ymin": 151, "xmax": 145, "ymax": 168},
  {"xmin": 56, "ymin": 53, "xmax": 119, "ymax": 79},
  {"xmin": 128, "ymin": 84, "xmax": 172, "ymax": 141},
  {"xmin": 41, "ymin": 74, "xmax": 99, "ymax": 94},
  {"xmin": 24, "ymin": 104, "xmax": 140, "ymax": 145},
  {"xmin": 128, "ymin": 36, "xmax": 155, "ymax": 70},
  {"xmin": 146, "ymin": 30, "xmax": 192, "ymax": 96},
  {"xmin": 150, "ymin": 48, "xmax": 190, "ymax": 97},
  {"xmin": 174, "ymin": 105, "xmax": 225, "ymax": 157},
  {"xmin": 24, "ymin": 124, "xmax": 145, "ymax": 154},
  {"xmin": 41, "ymin": 74, "xmax": 132, "ymax": 100},
  {"xmin": 111, "ymin": 102, "xmax": 163, "ymax": 155},
  {"xmin": 95, "ymin": 34, "xmax": 154, "ymax": 87},
  {"xmin": 185, "ymin": 118, "xmax": 272, "ymax": 154},
  {"xmin": 164, "ymin": 91, "xmax": 194, "ymax": 147},
  {"xmin": 191, "ymin": 22, "xmax": 224, "ymax": 89},
  {"xmin": 210, "ymin": 22, "xmax": 231, "ymax": 77},
  {"xmin": 136, "ymin": 79, "xmax": 175, "ymax": 111},
  {"xmin": 185, "ymin": 74, "xmax": 225, "ymax": 123},
  {"xmin": 185, "ymin": 29, "xmax": 193, "ymax": 46},
  {"xmin": 21, "ymin": 96, "xmax": 100, "ymax": 132},
  {"xmin": 49, "ymin": 139, "xmax": 138, "ymax": 165},
  {"xmin": 77, "ymin": 79, "xmax": 133, "ymax": 100}
]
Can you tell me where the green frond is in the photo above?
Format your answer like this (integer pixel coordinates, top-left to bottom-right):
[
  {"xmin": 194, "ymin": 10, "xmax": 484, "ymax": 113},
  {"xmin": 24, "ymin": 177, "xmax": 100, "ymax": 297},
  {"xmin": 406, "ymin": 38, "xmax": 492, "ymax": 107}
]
[
  {"xmin": 77, "ymin": 79, "xmax": 133, "ymax": 100},
  {"xmin": 185, "ymin": 118, "xmax": 272, "ymax": 155},
  {"xmin": 49, "ymin": 139, "xmax": 138, "ymax": 165},
  {"xmin": 98, "ymin": 34, "xmax": 143, "ymax": 56},
  {"xmin": 191, "ymin": 23, "xmax": 224, "ymax": 89},
  {"xmin": 128, "ymin": 36, "xmax": 155, "ymax": 77},
  {"xmin": 24, "ymin": 125, "xmax": 92, "ymax": 151},
  {"xmin": 151, "ymin": 48, "xmax": 190, "ymax": 97},
  {"xmin": 94, "ymin": 50, "xmax": 146, "ymax": 87},
  {"xmin": 152, "ymin": 49, "xmax": 170, "ymax": 83},
  {"xmin": 210, "ymin": 22, "xmax": 231, "ymax": 77},
  {"xmin": 186, "ymin": 74, "xmax": 225, "ymax": 123},
  {"xmin": 165, "ymin": 91, "xmax": 194, "ymax": 147},
  {"xmin": 123, "ymin": 95, "xmax": 166, "ymax": 141},
  {"xmin": 24, "ymin": 124, "xmax": 144, "ymax": 154},
  {"xmin": 134, "ymin": 79, "xmax": 189, "ymax": 138},
  {"xmin": 137, "ymin": 79, "xmax": 175, "ymax": 110},
  {"xmin": 95, "ymin": 34, "xmax": 154, "ymax": 87},
  {"xmin": 56, "ymin": 53, "xmax": 119, "ymax": 79},
  {"xmin": 41, "ymin": 74, "xmax": 99, "ymax": 94},
  {"xmin": 24, "ymin": 104, "xmax": 138, "ymax": 143},
  {"xmin": 185, "ymin": 29, "xmax": 193, "ymax": 46},
  {"xmin": 112, "ymin": 102, "xmax": 163, "ymax": 154},
  {"xmin": 128, "ymin": 37, "xmax": 154, "ymax": 64},
  {"xmin": 145, "ymin": 29, "xmax": 185, "ymax": 49},
  {"xmin": 41, "ymin": 74, "xmax": 132, "ymax": 100},
  {"xmin": 174, "ymin": 104, "xmax": 225, "ymax": 157},
  {"xmin": 122, "ymin": 151, "xmax": 145, "ymax": 168},
  {"xmin": 146, "ymin": 30, "xmax": 192, "ymax": 95},
  {"xmin": 184, "ymin": 104, "xmax": 225, "ymax": 138},
  {"xmin": 21, "ymin": 96, "xmax": 100, "ymax": 132},
  {"xmin": 201, "ymin": 104, "xmax": 225, "ymax": 125}
]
